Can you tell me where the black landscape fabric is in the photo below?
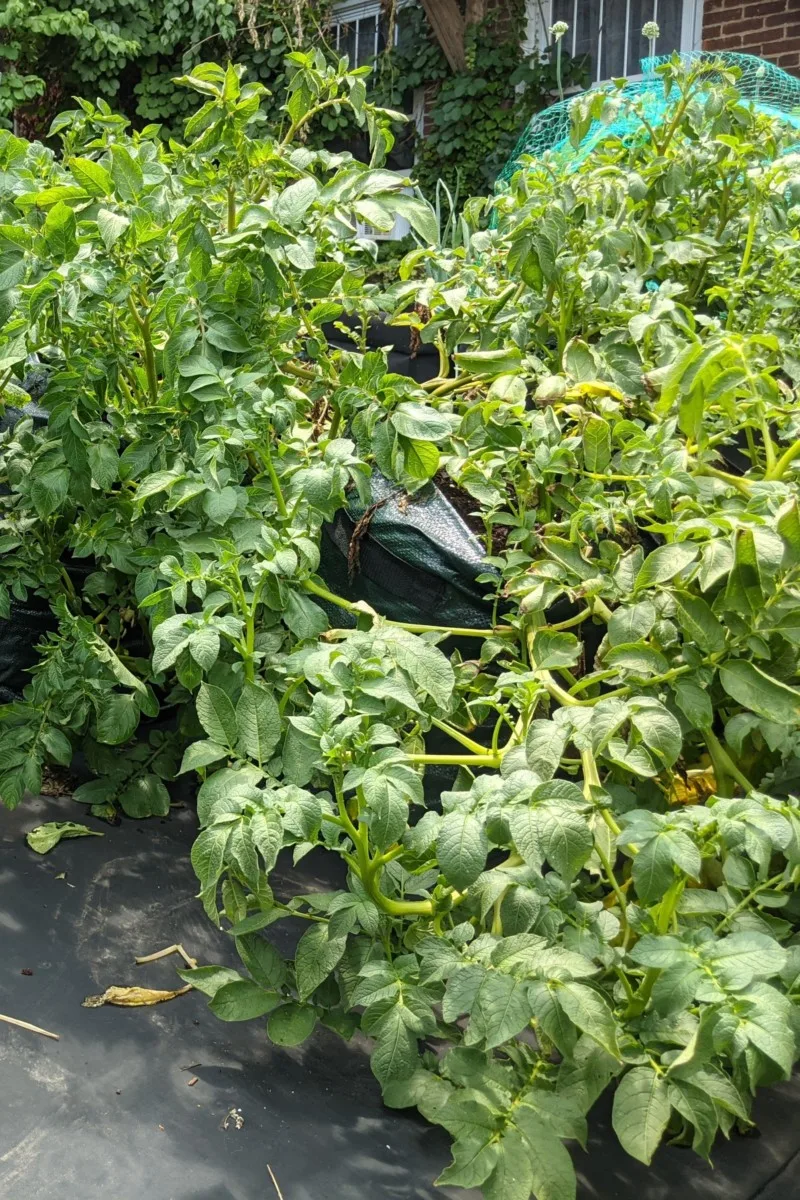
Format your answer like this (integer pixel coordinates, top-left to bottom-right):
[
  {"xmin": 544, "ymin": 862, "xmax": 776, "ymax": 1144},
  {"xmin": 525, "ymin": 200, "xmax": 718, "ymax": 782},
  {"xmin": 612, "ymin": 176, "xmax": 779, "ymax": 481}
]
[{"xmin": 2, "ymin": 793, "xmax": 800, "ymax": 1200}]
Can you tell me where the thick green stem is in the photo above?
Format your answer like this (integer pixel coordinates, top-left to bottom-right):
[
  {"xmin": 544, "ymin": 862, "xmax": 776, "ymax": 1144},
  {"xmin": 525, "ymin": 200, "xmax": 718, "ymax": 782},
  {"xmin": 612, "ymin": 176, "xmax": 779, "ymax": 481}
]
[
  {"xmin": 549, "ymin": 607, "xmax": 592, "ymax": 632},
  {"xmin": 238, "ymin": 576, "xmax": 264, "ymax": 685},
  {"xmin": 596, "ymin": 838, "xmax": 629, "ymax": 923},
  {"xmin": 303, "ymin": 579, "xmax": 515, "ymax": 645},
  {"xmin": 527, "ymin": 620, "xmax": 584, "ymax": 709},
  {"xmin": 759, "ymin": 414, "xmax": 776, "ymax": 477},
  {"xmin": 539, "ymin": 669, "xmax": 582, "ymax": 707},
  {"xmin": 281, "ymin": 359, "xmax": 318, "ymax": 382},
  {"xmin": 260, "ymin": 436, "xmax": 287, "ymax": 518},
  {"xmin": 766, "ymin": 437, "xmax": 800, "ymax": 481},
  {"xmin": 128, "ymin": 295, "xmax": 158, "ymax": 405},
  {"xmin": 423, "ymin": 373, "xmax": 476, "ymax": 397},
  {"xmin": 436, "ymin": 335, "xmax": 449, "ymax": 379},
  {"xmin": 346, "ymin": 786, "xmax": 434, "ymax": 917},
  {"xmin": 725, "ymin": 186, "xmax": 759, "ymax": 331},
  {"xmin": 278, "ymin": 96, "xmax": 352, "ymax": 150},
  {"xmin": 59, "ymin": 565, "xmax": 79, "ymax": 605},
  {"xmin": 429, "ymin": 716, "xmax": 490, "ymax": 757},
  {"xmin": 226, "ymin": 184, "xmax": 237, "ymax": 234},
  {"xmin": 586, "ymin": 662, "xmax": 693, "ymax": 704},
  {"xmin": 404, "ymin": 752, "xmax": 500, "ymax": 767},
  {"xmin": 323, "ymin": 622, "xmax": 515, "ymax": 641},
  {"xmin": 271, "ymin": 901, "xmax": 328, "ymax": 924},
  {"xmin": 590, "ymin": 597, "xmax": 614, "ymax": 623},
  {"xmin": 391, "ymin": 621, "xmax": 515, "ymax": 638},
  {"xmin": 301, "ymin": 578, "xmax": 362, "ymax": 614},
  {"xmin": 704, "ymin": 728, "xmax": 753, "ymax": 793},
  {"xmin": 581, "ymin": 748, "xmax": 622, "ymax": 839},
  {"xmin": 713, "ymin": 872, "xmax": 788, "ymax": 933},
  {"xmin": 624, "ymin": 879, "xmax": 685, "ymax": 1018},
  {"xmin": 694, "ymin": 463, "xmax": 752, "ymax": 496},
  {"xmin": 491, "ymin": 897, "xmax": 504, "ymax": 936},
  {"xmin": 582, "ymin": 750, "xmax": 628, "ymax": 926},
  {"xmin": 243, "ymin": 614, "xmax": 255, "ymax": 683}
]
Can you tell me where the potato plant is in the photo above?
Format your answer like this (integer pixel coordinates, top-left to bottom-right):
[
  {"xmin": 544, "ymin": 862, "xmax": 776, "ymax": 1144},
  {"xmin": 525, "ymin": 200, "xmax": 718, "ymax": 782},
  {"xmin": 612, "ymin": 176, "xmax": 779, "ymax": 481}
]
[{"xmin": 2, "ymin": 53, "xmax": 800, "ymax": 1200}]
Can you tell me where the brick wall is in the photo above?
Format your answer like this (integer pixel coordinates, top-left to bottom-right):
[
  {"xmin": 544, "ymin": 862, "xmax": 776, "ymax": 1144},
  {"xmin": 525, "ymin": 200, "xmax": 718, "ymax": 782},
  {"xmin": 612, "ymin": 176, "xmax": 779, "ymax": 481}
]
[{"xmin": 703, "ymin": 0, "xmax": 800, "ymax": 74}]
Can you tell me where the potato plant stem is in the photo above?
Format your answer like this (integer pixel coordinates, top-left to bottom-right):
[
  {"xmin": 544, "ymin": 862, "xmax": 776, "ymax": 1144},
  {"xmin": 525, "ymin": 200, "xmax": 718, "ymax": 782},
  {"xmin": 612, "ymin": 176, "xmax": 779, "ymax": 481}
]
[
  {"xmin": 127, "ymin": 294, "xmax": 159, "ymax": 405},
  {"xmin": 404, "ymin": 752, "xmax": 501, "ymax": 767},
  {"xmin": 704, "ymin": 728, "xmax": 753, "ymax": 793},
  {"xmin": 713, "ymin": 872, "xmax": 788, "ymax": 933},
  {"xmin": 345, "ymin": 784, "xmax": 434, "ymax": 916},
  {"xmin": 766, "ymin": 437, "xmax": 800, "ymax": 480},
  {"xmin": 693, "ymin": 463, "xmax": 752, "ymax": 496},
  {"xmin": 436, "ymin": 335, "xmax": 449, "ymax": 378},
  {"xmin": 302, "ymin": 578, "xmax": 513, "ymax": 643},
  {"xmin": 280, "ymin": 360, "xmax": 317, "ymax": 382},
  {"xmin": 259, "ymin": 436, "xmax": 287, "ymax": 517},
  {"xmin": 392, "ymin": 621, "xmax": 516, "ymax": 637},
  {"xmin": 549, "ymin": 607, "xmax": 592, "ymax": 631},
  {"xmin": 623, "ymin": 878, "xmax": 685, "ymax": 1018},
  {"xmin": 429, "ymin": 715, "xmax": 490, "ymax": 756}
]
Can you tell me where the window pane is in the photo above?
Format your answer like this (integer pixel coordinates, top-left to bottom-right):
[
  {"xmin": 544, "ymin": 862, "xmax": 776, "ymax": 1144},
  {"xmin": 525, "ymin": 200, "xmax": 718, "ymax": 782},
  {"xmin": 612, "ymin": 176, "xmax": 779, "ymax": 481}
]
[
  {"xmin": 339, "ymin": 20, "xmax": 356, "ymax": 67},
  {"xmin": 575, "ymin": 0, "xmax": 598, "ymax": 72},
  {"xmin": 554, "ymin": 0, "xmax": 602, "ymax": 84},
  {"xmin": 627, "ymin": 0, "xmax": 684, "ymax": 73},
  {"xmin": 357, "ymin": 14, "xmax": 378, "ymax": 65},
  {"xmin": 550, "ymin": 0, "xmax": 687, "ymax": 84},
  {"xmin": 599, "ymin": 0, "xmax": 628, "ymax": 79}
]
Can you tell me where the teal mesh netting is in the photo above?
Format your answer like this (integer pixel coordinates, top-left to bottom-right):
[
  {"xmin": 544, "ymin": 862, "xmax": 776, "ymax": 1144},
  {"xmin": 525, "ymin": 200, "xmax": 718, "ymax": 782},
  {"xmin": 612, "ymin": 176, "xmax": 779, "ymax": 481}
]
[{"xmin": 496, "ymin": 51, "xmax": 800, "ymax": 186}]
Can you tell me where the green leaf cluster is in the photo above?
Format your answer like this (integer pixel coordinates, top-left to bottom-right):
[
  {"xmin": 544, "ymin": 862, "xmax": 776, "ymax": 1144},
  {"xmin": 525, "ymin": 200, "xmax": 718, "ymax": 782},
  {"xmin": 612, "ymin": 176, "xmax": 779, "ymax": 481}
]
[{"xmin": 3, "ymin": 53, "xmax": 800, "ymax": 1200}]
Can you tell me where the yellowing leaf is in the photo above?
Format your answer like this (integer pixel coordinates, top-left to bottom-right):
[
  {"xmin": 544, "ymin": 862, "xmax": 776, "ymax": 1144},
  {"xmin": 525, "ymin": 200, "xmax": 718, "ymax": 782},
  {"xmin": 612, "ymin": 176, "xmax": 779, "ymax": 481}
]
[
  {"xmin": 669, "ymin": 768, "xmax": 716, "ymax": 806},
  {"xmin": 82, "ymin": 985, "xmax": 191, "ymax": 1008},
  {"xmin": 26, "ymin": 822, "xmax": 104, "ymax": 854},
  {"xmin": 565, "ymin": 379, "xmax": 625, "ymax": 401}
]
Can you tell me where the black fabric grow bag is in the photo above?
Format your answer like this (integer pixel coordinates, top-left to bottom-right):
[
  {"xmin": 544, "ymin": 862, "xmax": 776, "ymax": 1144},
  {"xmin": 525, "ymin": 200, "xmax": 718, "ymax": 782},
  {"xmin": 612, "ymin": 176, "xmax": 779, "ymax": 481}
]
[
  {"xmin": 318, "ymin": 316, "xmax": 494, "ymax": 629},
  {"xmin": 323, "ymin": 313, "xmax": 440, "ymax": 384},
  {"xmin": 320, "ymin": 470, "xmax": 496, "ymax": 630}
]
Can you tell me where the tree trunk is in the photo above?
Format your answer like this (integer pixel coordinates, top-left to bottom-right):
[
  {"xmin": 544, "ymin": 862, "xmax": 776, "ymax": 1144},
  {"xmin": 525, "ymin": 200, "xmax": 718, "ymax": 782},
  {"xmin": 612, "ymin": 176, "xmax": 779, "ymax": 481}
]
[{"xmin": 420, "ymin": 0, "xmax": 467, "ymax": 72}]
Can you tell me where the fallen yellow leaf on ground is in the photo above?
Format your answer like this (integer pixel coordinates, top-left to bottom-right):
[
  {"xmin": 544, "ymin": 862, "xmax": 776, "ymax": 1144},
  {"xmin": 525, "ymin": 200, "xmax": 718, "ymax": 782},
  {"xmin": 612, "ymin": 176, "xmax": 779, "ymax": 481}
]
[{"xmin": 82, "ymin": 985, "xmax": 191, "ymax": 1008}]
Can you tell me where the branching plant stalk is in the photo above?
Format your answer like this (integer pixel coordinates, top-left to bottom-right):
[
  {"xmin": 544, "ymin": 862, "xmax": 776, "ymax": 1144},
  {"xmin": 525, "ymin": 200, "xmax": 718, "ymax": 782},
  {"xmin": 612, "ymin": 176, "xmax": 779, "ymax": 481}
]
[
  {"xmin": 624, "ymin": 878, "xmax": 685, "ymax": 1018},
  {"xmin": 127, "ymin": 294, "xmax": 159, "ymax": 405}
]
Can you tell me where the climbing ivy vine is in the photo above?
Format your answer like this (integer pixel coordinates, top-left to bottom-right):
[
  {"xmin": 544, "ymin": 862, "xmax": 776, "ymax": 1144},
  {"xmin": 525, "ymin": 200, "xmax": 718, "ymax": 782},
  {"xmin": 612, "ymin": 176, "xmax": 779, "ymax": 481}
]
[
  {"xmin": 0, "ymin": 0, "xmax": 584, "ymax": 200},
  {"xmin": 0, "ymin": 0, "xmax": 333, "ymax": 136},
  {"xmin": 374, "ymin": 0, "xmax": 587, "ymax": 197}
]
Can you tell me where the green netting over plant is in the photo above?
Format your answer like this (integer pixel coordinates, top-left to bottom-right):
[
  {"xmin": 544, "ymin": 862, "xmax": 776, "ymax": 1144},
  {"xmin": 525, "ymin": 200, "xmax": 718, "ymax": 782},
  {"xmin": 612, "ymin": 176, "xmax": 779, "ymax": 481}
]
[{"xmin": 496, "ymin": 51, "xmax": 800, "ymax": 185}]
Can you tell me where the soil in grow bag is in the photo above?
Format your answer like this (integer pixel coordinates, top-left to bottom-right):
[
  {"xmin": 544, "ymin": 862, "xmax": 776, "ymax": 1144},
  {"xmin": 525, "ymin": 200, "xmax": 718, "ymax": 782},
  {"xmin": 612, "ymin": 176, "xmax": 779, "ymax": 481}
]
[{"xmin": 3, "ymin": 791, "xmax": 800, "ymax": 1200}]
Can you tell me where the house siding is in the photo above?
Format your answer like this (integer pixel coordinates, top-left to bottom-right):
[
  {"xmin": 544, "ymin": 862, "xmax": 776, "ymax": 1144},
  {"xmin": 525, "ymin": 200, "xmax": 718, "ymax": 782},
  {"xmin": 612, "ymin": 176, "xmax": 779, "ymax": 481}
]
[{"xmin": 703, "ymin": 0, "xmax": 800, "ymax": 73}]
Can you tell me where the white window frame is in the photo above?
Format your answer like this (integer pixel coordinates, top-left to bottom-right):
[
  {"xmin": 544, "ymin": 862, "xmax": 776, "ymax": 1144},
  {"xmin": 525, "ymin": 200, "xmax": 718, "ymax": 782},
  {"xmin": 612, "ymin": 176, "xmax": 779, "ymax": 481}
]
[
  {"xmin": 330, "ymin": 0, "xmax": 404, "ymax": 67},
  {"xmin": 525, "ymin": 0, "xmax": 703, "ymax": 84},
  {"xmin": 330, "ymin": 1, "xmax": 382, "ymax": 65}
]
